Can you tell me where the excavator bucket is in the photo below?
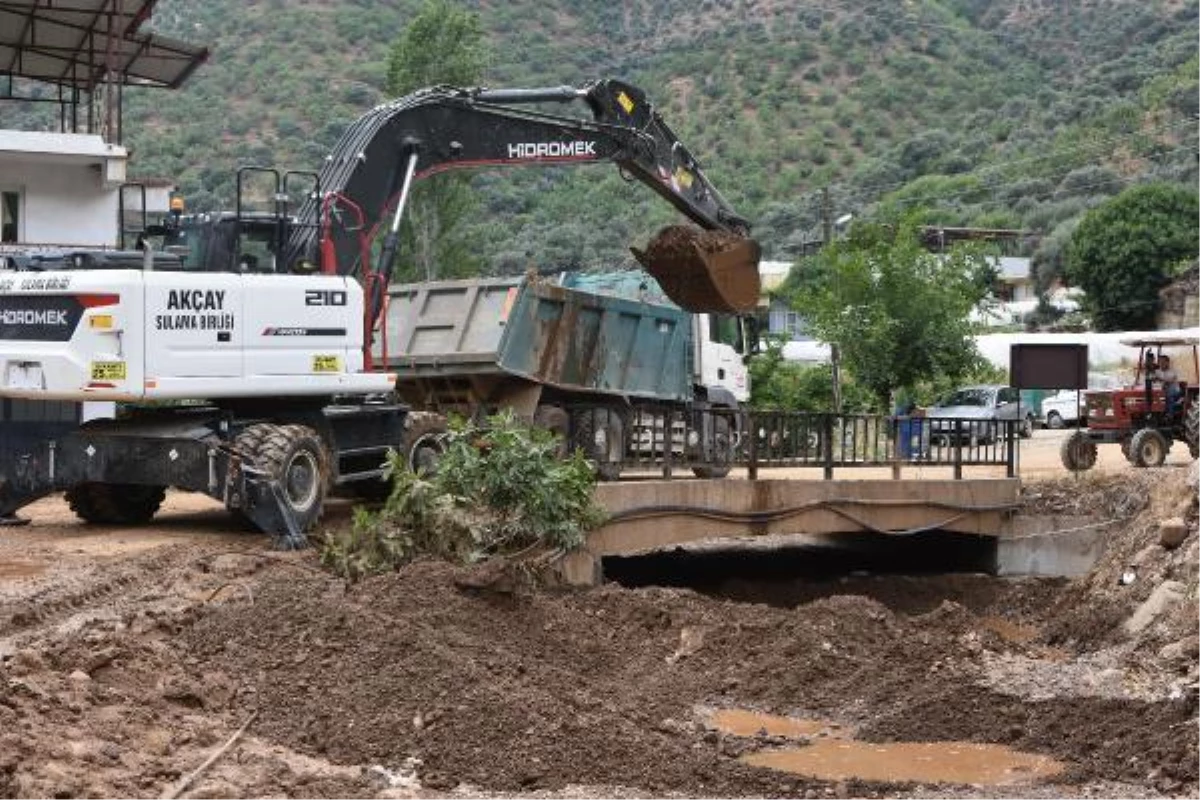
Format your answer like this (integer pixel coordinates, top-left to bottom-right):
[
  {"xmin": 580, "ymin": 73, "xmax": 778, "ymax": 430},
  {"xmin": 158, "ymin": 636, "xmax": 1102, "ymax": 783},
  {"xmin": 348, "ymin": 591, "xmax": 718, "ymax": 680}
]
[{"xmin": 631, "ymin": 225, "xmax": 762, "ymax": 313}]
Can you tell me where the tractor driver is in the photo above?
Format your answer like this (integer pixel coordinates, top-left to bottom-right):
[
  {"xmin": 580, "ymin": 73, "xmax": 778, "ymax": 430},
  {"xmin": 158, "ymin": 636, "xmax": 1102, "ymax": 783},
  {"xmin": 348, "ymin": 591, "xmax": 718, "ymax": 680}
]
[{"xmin": 1156, "ymin": 355, "xmax": 1182, "ymax": 417}]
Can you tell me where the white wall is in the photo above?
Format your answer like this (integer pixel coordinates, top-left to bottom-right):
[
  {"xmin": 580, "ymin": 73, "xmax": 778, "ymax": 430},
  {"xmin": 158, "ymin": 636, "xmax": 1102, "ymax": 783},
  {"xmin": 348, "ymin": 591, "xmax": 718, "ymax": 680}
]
[
  {"xmin": 783, "ymin": 327, "xmax": 1200, "ymax": 384},
  {"xmin": 0, "ymin": 159, "xmax": 119, "ymax": 246}
]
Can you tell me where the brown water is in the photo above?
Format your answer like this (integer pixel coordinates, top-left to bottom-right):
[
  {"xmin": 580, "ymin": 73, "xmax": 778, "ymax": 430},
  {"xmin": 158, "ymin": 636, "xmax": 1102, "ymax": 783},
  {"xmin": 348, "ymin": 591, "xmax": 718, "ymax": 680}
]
[
  {"xmin": 707, "ymin": 708, "xmax": 848, "ymax": 739},
  {"xmin": 708, "ymin": 709, "xmax": 1065, "ymax": 786}
]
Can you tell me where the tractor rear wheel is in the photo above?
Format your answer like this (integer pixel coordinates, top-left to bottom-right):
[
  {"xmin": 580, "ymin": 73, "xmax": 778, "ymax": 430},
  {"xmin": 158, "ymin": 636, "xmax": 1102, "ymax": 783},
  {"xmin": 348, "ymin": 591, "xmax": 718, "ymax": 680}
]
[
  {"xmin": 1129, "ymin": 428, "xmax": 1169, "ymax": 468},
  {"xmin": 1060, "ymin": 430, "xmax": 1097, "ymax": 472},
  {"xmin": 66, "ymin": 483, "xmax": 166, "ymax": 525}
]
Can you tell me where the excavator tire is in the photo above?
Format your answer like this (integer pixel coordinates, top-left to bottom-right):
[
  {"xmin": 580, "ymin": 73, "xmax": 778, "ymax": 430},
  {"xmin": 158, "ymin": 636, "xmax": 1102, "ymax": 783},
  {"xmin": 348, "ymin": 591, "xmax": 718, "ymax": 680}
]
[
  {"xmin": 232, "ymin": 423, "xmax": 330, "ymax": 534},
  {"xmin": 66, "ymin": 482, "xmax": 166, "ymax": 525},
  {"xmin": 631, "ymin": 225, "xmax": 762, "ymax": 313},
  {"xmin": 401, "ymin": 412, "xmax": 449, "ymax": 476}
]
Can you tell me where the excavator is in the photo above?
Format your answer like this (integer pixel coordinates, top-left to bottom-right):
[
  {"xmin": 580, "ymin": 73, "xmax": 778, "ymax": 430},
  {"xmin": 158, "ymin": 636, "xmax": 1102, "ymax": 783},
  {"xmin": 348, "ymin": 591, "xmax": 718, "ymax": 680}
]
[{"xmin": 0, "ymin": 78, "xmax": 761, "ymax": 543}]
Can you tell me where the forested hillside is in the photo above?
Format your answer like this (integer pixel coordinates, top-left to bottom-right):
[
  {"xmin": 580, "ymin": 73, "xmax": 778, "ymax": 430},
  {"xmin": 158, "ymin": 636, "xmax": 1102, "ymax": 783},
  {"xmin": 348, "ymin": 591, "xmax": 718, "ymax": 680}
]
[{"xmin": 59, "ymin": 1, "xmax": 1200, "ymax": 276}]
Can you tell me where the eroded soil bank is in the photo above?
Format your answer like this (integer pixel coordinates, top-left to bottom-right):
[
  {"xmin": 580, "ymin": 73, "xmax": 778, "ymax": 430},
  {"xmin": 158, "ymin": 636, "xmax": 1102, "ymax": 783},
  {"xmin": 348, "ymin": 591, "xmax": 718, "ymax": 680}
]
[{"xmin": 0, "ymin": 466, "xmax": 1195, "ymax": 798}]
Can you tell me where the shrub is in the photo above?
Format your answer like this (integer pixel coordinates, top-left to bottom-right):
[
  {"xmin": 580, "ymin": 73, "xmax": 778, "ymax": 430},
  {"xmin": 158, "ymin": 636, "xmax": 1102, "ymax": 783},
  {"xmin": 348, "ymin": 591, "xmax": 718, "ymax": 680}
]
[{"xmin": 319, "ymin": 410, "xmax": 605, "ymax": 582}]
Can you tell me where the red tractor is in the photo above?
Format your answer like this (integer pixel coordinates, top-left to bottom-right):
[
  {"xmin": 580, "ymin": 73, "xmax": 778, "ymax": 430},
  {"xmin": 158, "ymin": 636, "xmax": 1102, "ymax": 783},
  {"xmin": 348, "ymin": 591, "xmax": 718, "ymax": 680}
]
[{"xmin": 1061, "ymin": 335, "xmax": 1199, "ymax": 471}]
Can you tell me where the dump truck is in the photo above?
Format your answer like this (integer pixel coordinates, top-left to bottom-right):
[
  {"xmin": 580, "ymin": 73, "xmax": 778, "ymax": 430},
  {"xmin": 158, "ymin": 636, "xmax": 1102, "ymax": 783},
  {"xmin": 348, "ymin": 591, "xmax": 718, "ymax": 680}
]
[{"xmin": 378, "ymin": 270, "xmax": 751, "ymax": 480}]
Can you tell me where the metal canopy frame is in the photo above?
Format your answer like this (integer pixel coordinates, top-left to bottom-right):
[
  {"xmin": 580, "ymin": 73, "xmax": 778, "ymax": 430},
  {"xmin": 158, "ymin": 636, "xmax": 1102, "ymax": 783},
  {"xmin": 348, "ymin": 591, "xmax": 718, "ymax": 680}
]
[{"xmin": 0, "ymin": 0, "xmax": 208, "ymax": 141}]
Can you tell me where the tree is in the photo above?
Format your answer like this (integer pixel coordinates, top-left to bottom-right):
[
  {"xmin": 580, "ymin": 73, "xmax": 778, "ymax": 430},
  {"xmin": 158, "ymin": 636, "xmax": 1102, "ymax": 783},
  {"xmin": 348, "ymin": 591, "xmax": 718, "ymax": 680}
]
[
  {"xmin": 787, "ymin": 218, "xmax": 992, "ymax": 410},
  {"xmin": 385, "ymin": 0, "xmax": 488, "ymax": 281},
  {"xmin": 1066, "ymin": 183, "xmax": 1199, "ymax": 331}
]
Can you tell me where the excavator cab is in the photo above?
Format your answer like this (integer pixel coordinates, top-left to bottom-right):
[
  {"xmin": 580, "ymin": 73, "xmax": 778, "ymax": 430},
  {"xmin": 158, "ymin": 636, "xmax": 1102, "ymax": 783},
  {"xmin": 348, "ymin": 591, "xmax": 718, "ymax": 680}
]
[{"xmin": 155, "ymin": 213, "xmax": 282, "ymax": 273}]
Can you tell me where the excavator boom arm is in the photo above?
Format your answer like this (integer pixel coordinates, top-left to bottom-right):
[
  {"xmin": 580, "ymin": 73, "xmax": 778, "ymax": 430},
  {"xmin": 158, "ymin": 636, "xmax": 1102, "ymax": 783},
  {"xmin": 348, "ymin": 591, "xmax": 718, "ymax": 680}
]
[{"xmin": 286, "ymin": 78, "xmax": 760, "ymax": 314}]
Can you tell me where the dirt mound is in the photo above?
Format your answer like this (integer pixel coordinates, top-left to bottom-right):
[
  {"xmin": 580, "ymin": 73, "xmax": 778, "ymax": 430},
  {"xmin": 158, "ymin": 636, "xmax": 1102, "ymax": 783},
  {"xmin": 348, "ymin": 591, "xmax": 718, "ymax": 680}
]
[
  {"xmin": 1019, "ymin": 471, "xmax": 1156, "ymax": 518},
  {"xmin": 182, "ymin": 553, "xmax": 1196, "ymax": 797}
]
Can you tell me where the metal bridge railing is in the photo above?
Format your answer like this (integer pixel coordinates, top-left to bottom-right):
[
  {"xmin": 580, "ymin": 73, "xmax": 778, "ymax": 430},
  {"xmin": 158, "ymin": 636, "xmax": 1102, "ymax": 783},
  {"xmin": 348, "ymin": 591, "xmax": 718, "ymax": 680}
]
[{"xmin": 571, "ymin": 405, "xmax": 1018, "ymax": 481}]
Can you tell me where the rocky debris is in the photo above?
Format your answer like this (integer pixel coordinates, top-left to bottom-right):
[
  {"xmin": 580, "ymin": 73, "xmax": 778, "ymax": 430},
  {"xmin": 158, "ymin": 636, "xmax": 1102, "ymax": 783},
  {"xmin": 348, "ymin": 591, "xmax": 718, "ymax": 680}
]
[
  {"xmin": 1159, "ymin": 518, "xmax": 1193, "ymax": 548},
  {"xmin": 1159, "ymin": 635, "xmax": 1199, "ymax": 663},
  {"xmin": 1125, "ymin": 581, "xmax": 1187, "ymax": 635}
]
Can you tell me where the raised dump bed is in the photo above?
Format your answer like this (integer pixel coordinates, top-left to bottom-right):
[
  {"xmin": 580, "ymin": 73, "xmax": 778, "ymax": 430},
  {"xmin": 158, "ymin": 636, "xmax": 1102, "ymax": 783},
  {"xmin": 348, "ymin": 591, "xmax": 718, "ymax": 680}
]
[{"xmin": 377, "ymin": 274, "xmax": 695, "ymax": 411}]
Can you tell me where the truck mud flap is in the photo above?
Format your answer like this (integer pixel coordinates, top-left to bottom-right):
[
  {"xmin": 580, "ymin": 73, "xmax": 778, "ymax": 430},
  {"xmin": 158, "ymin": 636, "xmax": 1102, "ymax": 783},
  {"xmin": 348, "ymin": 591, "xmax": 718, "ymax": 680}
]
[{"xmin": 631, "ymin": 225, "xmax": 762, "ymax": 313}]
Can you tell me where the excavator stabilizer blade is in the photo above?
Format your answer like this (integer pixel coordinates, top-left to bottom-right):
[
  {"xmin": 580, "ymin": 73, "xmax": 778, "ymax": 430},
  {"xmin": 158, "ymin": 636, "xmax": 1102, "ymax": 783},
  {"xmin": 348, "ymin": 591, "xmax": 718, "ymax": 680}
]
[{"xmin": 632, "ymin": 225, "xmax": 762, "ymax": 313}]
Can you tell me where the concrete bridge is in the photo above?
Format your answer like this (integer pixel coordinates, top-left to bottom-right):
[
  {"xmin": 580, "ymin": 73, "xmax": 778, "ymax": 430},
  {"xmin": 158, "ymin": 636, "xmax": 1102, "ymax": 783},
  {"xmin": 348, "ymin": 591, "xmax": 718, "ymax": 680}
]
[{"xmin": 559, "ymin": 478, "xmax": 1102, "ymax": 585}]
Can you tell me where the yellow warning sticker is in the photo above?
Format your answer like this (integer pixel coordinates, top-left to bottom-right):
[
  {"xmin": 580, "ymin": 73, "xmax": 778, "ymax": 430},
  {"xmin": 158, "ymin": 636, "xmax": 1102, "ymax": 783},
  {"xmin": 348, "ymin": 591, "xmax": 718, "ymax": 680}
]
[
  {"xmin": 90, "ymin": 361, "xmax": 126, "ymax": 381},
  {"xmin": 313, "ymin": 355, "xmax": 341, "ymax": 373},
  {"xmin": 617, "ymin": 91, "xmax": 635, "ymax": 114},
  {"xmin": 88, "ymin": 314, "xmax": 114, "ymax": 330}
]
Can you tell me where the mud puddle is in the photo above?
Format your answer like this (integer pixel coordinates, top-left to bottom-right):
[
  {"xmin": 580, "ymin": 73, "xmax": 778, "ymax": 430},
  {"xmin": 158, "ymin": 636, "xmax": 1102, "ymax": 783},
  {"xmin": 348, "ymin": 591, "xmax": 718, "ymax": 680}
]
[
  {"xmin": 708, "ymin": 709, "xmax": 1066, "ymax": 787},
  {"xmin": 0, "ymin": 558, "xmax": 46, "ymax": 580}
]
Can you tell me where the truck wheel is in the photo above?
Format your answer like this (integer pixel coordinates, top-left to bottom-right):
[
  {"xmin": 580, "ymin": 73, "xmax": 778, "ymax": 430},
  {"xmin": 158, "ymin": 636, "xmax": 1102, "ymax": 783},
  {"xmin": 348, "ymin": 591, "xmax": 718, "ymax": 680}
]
[
  {"xmin": 693, "ymin": 413, "xmax": 733, "ymax": 479},
  {"xmin": 1186, "ymin": 403, "xmax": 1199, "ymax": 459},
  {"xmin": 533, "ymin": 405, "xmax": 571, "ymax": 459},
  {"xmin": 1129, "ymin": 428, "xmax": 1168, "ymax": 468},
  {"xmin": 1120, "ymin": 436, "xmax": 1134, "ymax": 463},
  {"xmin": 1019, "ymin": 414, "xmax": 1034, "ymax": 438},
  {"xmin": 573, "ymin": 408, "xmax": 623, "ymax": 481},
  {"xmin": 234, "ymin": 423, "xmax": 330, "ymax": 532},
  {"xmin": 1045, "ymin": 411, "xmax": 1064, "ymax": 430},
  {"xmin": 66, "ymin": 483, "xmax": 166, "ymax": 525},
  {"xmin": 402, "ymin": 412, "xmax": 448, "ymax": 475},
  {"xmin": 1060, "ymin": 430, "xmax": 1097, "ymax": 472}
]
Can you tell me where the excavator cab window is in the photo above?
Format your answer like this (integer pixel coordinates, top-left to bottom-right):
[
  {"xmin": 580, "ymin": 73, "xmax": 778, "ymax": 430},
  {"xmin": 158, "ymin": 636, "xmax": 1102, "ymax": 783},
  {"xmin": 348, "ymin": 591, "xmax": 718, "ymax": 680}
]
[{"xmin": 236, "ymin": 223, "xmax": 278, "ymax": 274}]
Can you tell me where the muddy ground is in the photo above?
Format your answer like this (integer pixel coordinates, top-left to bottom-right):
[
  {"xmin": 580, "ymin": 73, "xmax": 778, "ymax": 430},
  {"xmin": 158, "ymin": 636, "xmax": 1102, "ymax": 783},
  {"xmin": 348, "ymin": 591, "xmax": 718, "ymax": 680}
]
[{"xmin": 0, "ymin": 435, "xmax": 1196, "ymax": 799}]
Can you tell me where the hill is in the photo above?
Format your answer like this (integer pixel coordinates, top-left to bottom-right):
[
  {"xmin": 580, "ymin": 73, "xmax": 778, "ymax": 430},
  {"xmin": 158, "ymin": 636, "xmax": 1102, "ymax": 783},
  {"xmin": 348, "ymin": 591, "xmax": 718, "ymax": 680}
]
[{"xmin": 96, "ymin": 0, "xmax": 1199, "ymax": 274}]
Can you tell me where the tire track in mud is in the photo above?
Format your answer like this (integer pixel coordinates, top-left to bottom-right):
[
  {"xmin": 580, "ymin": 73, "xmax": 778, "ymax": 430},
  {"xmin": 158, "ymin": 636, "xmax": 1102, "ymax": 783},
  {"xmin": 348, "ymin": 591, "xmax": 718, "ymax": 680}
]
[{"xmin": 0, "ymin": 541, "xmax": 260, "ymax": 644}]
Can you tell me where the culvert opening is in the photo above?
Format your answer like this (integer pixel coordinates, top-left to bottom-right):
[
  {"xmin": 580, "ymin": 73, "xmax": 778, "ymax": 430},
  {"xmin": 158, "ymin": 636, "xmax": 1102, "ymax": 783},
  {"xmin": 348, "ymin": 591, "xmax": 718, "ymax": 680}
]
[{"xmin": 603, "ymin": 530, "xmax": 999, "ymax": 611}]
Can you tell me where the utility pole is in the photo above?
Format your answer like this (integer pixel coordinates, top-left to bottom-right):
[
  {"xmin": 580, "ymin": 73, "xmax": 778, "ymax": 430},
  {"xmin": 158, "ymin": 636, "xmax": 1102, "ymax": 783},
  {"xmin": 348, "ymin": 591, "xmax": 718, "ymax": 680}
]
[
  {"xmin": 822, "ymin": 186, "xmax": 842, "ymax": 415},
  {"xmin": 821, "ymin": 187, "xmax": 833, "ymax": 249}
]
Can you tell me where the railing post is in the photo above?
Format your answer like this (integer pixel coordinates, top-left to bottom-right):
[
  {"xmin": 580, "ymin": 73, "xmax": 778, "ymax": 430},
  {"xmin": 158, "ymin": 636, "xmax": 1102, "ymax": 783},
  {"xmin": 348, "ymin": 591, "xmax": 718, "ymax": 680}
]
[
  {"xmin": 953, "ymin": 419, "xmax": 963, "ymax": 480},
  {"xmin": 662, "ymin": 408, "xmax": 673, "ymax": 479},
  {"xmin": 747, "ymin": 410, "xmax": 758, "ymax": 481},
  {"xmin": 891, "ymin": 415, "xmax": 901, "ymax": 479},
  {"xmin": 823, "ymin": 413, "xmax": 834, "ymax": 480},
  {"xmin": 1006, "ymin": 419, "xmax": 1016, "ymax": 478}
]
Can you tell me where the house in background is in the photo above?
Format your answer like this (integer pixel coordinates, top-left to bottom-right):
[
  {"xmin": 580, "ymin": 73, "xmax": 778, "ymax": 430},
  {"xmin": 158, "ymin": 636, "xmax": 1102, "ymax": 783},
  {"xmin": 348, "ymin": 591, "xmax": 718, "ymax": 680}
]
[
  {"xmin": 991, "ymin": 256, "xmax": 1036, "ymax": 303},
  {"xmin": 0, "ymin": 0, "xmax": 205, "ymax": 252},
  {"xmin": 1158, "ymin": 263, "xmax": 1199, "ymax": 330},
  {"xmin": 0, "ymin": 131, "xmax": 129, "ymax": 248},
  {"xmin": 972, "ymin": 256, "xmax": 1082, "ymax": 328},
  {"xmin": 759, "ymin": 259, "xmax": 814, "ymax": 341}
]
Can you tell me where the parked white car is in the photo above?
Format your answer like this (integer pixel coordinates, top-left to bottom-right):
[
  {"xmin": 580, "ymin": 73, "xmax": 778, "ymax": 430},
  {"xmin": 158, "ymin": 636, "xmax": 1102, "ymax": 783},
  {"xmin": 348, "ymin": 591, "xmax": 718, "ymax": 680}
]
[
  {"xmin": 1040, "ymin": 376, "xmax": 1122, "ymax": 429},
  {"xmin": 1041, "ymin": 390, "xmax": 1085, "ymax": 429}
]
